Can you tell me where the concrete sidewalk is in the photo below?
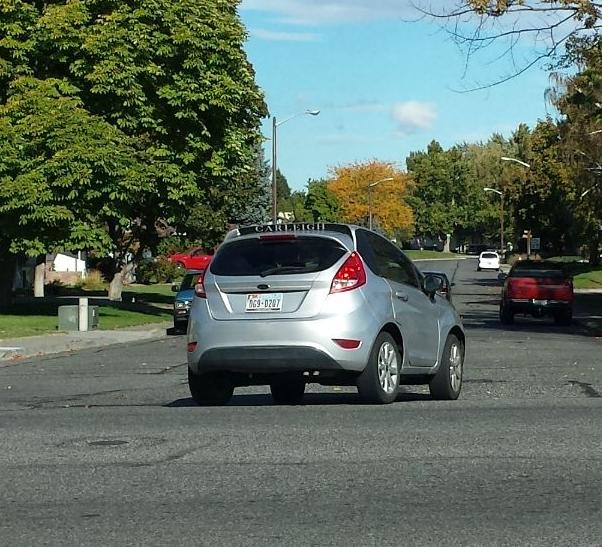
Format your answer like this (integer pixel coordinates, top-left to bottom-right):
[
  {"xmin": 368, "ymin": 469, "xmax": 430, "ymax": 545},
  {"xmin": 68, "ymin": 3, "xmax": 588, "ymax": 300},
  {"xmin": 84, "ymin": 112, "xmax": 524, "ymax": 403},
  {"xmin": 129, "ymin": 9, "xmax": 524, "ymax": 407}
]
[{"xmin": 0, "ymin": 322, "xmax": 172, "ymax": 363}]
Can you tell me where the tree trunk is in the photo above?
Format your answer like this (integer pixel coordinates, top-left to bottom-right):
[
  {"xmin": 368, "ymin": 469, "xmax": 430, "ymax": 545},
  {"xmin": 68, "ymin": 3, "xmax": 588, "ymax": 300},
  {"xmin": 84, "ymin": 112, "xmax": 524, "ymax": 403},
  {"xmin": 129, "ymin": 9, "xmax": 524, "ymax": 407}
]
[
  {"xmin": 589, "ymin": 234, "xmax": 600, "ymax": 266},
  {"xmin": 108, "ymin": 271, "xmax": 124, "ymax": 301},
  {"xmin": 34, "ymin": 254, "xmax": 46, "ymax": 298},
  {"xmin": 0, "ymin": 249, "xmax": 16, "ymax": 310},
  {"xmin": 443, "ymin": 233, "xmax": 451, "ymax": 253},
  {"xmin": 107, "ymin": 260, "xmax": 135, "ymax": 301}
]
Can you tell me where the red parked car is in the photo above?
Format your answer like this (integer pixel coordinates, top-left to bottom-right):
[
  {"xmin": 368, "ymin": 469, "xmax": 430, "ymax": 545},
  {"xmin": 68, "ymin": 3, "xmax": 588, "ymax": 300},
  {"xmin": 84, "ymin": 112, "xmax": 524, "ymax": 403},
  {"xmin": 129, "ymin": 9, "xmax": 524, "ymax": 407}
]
[
  {"xmin": 499, "ymin": 260, "xmax": 573, "ymax": 325},
  {"xmin": 167, "ymin": 247, "xmax": 213, "ymax": 270}
]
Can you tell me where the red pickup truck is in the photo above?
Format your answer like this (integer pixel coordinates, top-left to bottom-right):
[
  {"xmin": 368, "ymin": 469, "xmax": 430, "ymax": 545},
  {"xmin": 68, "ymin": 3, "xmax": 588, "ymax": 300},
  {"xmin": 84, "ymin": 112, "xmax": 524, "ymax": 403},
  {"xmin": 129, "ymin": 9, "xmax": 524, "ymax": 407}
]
[
  {"xmin": 167, "ymin": 247, "xmax": 213, "ymax": 270},
  {"xmin": 500, "ymin": 260, "xmax": 573, "ymax": 325}
]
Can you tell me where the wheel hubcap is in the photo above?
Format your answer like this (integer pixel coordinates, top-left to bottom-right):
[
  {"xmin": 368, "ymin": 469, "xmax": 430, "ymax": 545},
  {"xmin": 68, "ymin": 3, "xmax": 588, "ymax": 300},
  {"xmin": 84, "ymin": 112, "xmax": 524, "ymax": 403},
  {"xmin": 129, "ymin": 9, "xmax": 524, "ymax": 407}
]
[
  {"xmin": 377, "ymin": 341, "xmax": 399, "ymax": 394},
  {"xmin": 449, "ymin": 343, "xmax": 463, "ymax": 392}
]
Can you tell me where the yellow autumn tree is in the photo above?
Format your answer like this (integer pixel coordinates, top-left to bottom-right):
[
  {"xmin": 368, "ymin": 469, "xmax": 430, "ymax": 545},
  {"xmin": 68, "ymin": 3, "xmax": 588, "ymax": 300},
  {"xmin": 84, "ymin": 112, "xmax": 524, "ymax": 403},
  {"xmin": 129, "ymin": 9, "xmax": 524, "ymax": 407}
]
[{"xmin": 327, "ymin": 161, "xmax": 414, "ymax": 237}]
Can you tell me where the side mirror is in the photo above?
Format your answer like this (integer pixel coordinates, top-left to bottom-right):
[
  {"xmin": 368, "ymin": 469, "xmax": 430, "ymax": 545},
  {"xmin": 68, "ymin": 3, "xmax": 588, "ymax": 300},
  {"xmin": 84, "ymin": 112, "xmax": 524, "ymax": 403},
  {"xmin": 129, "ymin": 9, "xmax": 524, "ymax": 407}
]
[
  {"xmin": 171, "ymin": 283, "xmax": 180, "ymax": 292},
  {"xmin": 424, "ymin": 274, "xmax": 443, "ymax": 298},
  {"xmin": 497, "ymin": 272, "xmax": 507, "ymax": 283}
]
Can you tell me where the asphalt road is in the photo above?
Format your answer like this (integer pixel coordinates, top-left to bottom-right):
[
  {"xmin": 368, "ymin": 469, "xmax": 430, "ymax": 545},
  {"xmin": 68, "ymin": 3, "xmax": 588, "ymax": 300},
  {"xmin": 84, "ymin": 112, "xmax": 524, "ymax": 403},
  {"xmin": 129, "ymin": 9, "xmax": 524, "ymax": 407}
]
[{"xmin": 1, "ymin": 257, "xmax": 601, "ymax": 546}]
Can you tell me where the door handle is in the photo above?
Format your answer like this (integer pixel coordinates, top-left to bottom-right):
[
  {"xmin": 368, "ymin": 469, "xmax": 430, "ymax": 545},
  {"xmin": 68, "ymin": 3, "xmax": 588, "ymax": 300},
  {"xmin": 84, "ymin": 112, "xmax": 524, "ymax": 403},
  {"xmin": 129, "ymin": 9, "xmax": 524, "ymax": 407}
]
[{"xmin": 395, "ymin": 291, "xmax": 409, "ymax": 302}]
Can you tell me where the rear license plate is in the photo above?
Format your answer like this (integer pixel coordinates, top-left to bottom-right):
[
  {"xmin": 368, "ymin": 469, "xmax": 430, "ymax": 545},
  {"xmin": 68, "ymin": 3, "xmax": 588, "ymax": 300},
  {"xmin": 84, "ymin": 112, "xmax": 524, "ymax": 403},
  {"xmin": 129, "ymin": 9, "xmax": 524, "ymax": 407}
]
[
  {"xmin": 246, "ymin": 293, "xmax": 283, "ymax": 312},
  {"xmin": 533, "ymin": 299, "xmax": 548, "ymax": 306}
]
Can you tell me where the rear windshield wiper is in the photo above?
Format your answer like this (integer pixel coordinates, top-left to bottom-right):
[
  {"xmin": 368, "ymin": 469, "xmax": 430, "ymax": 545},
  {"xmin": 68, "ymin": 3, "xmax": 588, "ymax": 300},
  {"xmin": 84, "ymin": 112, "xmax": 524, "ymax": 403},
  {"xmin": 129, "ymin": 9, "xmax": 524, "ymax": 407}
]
[{"xmin": 259, "ymin": 266, "xmax": 309, "ymax": 277}]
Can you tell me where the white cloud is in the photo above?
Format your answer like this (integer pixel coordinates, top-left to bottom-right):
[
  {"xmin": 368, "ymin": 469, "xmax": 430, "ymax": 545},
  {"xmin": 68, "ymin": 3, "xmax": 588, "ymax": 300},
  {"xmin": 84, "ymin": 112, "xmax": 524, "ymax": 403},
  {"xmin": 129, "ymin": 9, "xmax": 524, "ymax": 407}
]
[
  {"xmin": 250, "ymin": 28, "xmax": 321, "ymax": 41},
  {"xmin": 391, "ymin": 101, "xmax": 436, "ymax": 134},
  {"xmin": 241, "ymin": 0, "xmax": 418, "ymax": 25}
]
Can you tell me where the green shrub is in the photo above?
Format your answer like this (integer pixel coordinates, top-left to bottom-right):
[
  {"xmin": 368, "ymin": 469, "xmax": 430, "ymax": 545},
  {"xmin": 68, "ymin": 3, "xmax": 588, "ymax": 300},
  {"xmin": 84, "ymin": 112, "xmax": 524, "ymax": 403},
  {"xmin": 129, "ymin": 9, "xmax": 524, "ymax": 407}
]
[
  {"xmin": 135, "ymin": 257, "xmax": 180, "ymax": 284},
  {"xmin": 154, "ymin": 257, "xmax": 181, "ymax": 282},
  {"xmin": 74, "ymin": 269, "xmax": 107, "ymax": 291}
]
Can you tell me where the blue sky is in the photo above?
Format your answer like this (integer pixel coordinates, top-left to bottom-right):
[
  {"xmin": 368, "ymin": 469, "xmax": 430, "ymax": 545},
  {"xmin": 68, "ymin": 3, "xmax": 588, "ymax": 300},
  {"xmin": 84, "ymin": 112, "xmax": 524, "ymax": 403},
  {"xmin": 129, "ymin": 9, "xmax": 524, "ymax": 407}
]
[{"xmin": 239, "ymin": 0, "xmax": 559, "ymax": 191}]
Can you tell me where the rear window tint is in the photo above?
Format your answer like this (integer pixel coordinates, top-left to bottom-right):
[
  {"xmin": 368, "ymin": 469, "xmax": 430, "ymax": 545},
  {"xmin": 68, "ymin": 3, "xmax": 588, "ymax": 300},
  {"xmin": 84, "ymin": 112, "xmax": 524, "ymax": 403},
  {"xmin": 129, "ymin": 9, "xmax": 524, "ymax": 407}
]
[
  {"xmin": 210, "ymin": 236, "xmax": 347, "ymax": 276},
  {"xmin": 180, "ymin": 272, "xmax": 201, "ymax": 291},
  {"xmin": 481, "ymin": 253, "xmax": 498, "ymax": 259},
  {"xmin": 510, "ymin": 262, "xmax": 565, "ymax": 278}
]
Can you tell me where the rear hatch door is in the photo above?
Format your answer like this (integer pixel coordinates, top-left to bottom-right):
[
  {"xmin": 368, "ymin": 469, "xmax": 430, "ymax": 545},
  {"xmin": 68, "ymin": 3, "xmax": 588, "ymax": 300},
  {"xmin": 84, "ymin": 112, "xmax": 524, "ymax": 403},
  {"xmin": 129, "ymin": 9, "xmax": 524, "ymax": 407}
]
[{"xmin": 205, "ymin": 234, "xmax": 350, "ymax": 320}]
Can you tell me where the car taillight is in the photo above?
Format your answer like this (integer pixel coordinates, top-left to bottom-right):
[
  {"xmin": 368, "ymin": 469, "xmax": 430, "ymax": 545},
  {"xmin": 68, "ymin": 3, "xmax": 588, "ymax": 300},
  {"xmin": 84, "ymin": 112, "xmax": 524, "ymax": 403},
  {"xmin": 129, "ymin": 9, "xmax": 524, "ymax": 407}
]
[
  {"xmin": 259, "ymin": 234, "xmax": 297, "ymax": 241},
  {"xmin": 194, "ymin": 271, "xmax": 206, "ymax": 298},
  {"xmin": 330, "ymin": 252, "xmax": 366, "ymax": 294}
]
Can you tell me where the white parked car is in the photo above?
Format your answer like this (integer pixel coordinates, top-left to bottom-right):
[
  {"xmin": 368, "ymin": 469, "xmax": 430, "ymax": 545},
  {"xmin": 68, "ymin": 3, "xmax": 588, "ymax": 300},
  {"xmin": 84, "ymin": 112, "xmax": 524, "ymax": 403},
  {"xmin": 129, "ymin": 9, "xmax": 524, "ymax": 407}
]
[{"xmin": 477, "ymin": 251, "xmax": 500, "ymax": 271}]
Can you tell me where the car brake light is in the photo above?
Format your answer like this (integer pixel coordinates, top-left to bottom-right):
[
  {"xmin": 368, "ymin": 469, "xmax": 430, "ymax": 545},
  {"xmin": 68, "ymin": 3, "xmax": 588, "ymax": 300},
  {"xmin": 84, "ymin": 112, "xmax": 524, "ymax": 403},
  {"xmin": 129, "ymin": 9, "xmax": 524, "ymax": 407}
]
[
  {"xmin": 194, "ymin": 271, "xmax": 206, "ymax": 298},
  {"xmin": 259, "ymin": 234, "xmax": 297, "ymax": 241},
  {"xmin": 330, "ymin": 252, "xmax": 366, "ymax": 294}
]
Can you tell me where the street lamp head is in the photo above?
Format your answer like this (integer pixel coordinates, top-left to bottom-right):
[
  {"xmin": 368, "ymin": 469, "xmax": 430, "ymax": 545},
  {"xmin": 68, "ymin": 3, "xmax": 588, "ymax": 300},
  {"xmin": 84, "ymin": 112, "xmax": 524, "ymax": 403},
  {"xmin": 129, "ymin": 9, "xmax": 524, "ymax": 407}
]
[
  {"xmin": 501, "ymin": 156, "xmax": 530, "ymax": 169},
  {"xmin": 369, "ymin": 177, "xmax": 394, "ymax": 188},
  {"xmin": 306, "ymin": 109, "xmax": 320, "ymax": 116},
  {"xmin": 483, "ymin": 187, "xmax": 503, "ymax": 196}
]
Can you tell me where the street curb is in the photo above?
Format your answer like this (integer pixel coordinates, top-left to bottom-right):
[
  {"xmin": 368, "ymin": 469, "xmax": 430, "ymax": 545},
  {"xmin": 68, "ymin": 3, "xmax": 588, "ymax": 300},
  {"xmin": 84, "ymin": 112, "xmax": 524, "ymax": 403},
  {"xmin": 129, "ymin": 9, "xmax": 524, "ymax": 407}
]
[{"xmin": 0, "ymin": 322, "xmax": 172, "ymax": 363}]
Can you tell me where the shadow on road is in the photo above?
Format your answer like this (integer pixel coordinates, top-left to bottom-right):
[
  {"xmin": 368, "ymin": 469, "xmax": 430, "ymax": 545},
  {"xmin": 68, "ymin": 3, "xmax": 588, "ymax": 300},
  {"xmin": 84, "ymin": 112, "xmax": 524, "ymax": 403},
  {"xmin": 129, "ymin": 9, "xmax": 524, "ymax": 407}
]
[
  {"xmin": 165, "ymin": 390, "xmax": 432, "ymax": 408},
  {"xmin": 460, "ymin": 308, "xmax": 597, "ymax": 337}
]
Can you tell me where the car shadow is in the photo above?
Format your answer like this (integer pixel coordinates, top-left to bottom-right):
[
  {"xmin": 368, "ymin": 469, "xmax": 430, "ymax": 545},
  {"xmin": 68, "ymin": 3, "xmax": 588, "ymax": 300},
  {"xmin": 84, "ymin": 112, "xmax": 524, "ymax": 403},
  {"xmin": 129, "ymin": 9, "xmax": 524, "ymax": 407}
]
[
  {"xmin": 460, "ymin": 308, "xmax": 595, "ymax": 336},
  {"xmin": 165, "ymin": 390, "xmax": 432, "ymax": 408}
]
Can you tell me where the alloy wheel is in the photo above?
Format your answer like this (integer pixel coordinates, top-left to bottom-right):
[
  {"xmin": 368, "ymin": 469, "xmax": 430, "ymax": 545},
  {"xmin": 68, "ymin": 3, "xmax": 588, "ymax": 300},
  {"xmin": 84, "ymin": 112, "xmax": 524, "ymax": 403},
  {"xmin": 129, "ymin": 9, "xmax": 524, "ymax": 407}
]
[{"xmin": 377, "ymin": 341, "xmax": 399, "ymax": 394}]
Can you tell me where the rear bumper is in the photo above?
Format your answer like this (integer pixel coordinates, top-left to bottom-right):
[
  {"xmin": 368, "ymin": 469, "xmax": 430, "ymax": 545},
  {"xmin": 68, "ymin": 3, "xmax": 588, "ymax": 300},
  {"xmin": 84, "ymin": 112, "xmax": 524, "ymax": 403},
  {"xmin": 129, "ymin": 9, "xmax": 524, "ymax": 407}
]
[
  {"xmin": 197, "ymin": 346, "xmax": 344, "ymax": 373},
  {"xmin": 505, "ymin": 299, "xmax": 572, "ymax": 314},
  {"xmin": 187, "ymin": 301, "xmax": 379, "ymax": 375}
]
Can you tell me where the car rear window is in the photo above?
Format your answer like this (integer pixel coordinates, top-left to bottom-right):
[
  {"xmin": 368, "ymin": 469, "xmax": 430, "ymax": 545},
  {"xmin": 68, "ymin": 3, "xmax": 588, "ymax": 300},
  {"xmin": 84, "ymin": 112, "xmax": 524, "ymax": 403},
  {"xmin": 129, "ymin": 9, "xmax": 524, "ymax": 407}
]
[
  {"xmin": 482, "ymin": 253, "xmax": 498, "ymax": 259},
  {"xmin": 510, "ymin": 262, "xmax": 565, "ymax": 278},
  {"xmin": 210, "ymin": 236, "xmax": 347, "ymax": 277},
  {"xmin": 180, "ymin": 272, "xmax": 201, "ymax": 291}
]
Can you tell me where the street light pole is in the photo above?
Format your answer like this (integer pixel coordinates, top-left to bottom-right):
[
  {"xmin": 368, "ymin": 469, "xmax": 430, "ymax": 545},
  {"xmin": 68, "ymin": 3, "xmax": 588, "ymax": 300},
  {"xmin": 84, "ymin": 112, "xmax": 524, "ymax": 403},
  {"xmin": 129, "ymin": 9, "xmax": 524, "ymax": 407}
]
[
  {"xmin": 271, "ymin": 116, "xmax": 277, "ymax": 224},
  {"xmin": 498, "ymin": 157, "xmax": 530, "ymax": 255},
  {"xmin": 368, "ymin": 177, "xmax": 394, "ymax": 230},
  {"xmin": 271, "ymin": 109, "xmax": 320, "ymax": 224},
  {"xmin": 483, "ymin": 187, "xmax": 504, "ymax": 252}
]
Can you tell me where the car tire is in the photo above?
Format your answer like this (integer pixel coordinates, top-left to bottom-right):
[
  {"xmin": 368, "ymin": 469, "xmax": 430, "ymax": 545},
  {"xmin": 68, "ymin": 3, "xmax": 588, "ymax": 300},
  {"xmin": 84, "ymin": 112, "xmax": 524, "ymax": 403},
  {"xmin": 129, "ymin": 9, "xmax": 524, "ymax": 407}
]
[
  {"xmin": 429, "ymin": 333, "xmax": 464, "ymax": 401},
  {"xmin": 554, "ymin": 309, "xmax": 572, "ymax": 326},
  {"xmin": 188, "ymin": 369, "xmax": 234, "ymax": 406},
  {"xmin": 270, "ymin": 377, "xmax": 305, "ymax": 405},
  {"xmin": 357, "ymin": 332, "xmax": 400, "ymax": 404},
  {"xmin": 500, "ymin": 303, "xmax": 514, "ymax": 324},
  {"xmin": 477, "ymin": 267, "xmax": 481, "ymax": 272}
]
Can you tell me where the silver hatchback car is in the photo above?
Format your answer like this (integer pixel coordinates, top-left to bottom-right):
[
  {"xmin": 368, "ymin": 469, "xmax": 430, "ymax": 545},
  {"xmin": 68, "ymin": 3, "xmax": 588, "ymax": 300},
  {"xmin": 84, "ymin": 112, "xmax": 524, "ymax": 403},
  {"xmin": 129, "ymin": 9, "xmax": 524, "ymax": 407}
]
[{"xmin": 187, "ymin": 223, "xmax": 465, "ymax": 405}]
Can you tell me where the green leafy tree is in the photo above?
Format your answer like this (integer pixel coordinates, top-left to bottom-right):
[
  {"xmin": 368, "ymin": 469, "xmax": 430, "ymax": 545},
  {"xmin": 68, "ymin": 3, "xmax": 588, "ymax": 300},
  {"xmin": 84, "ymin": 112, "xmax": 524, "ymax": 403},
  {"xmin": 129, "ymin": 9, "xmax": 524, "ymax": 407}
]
[
  {"xmin": 551, "ymin": 42, "xmax": 602, "ymax": 263},
  {"xmin": 304, "ymin": 179, "xmax": 340, "ymax": 222},
  {"xmin": 0, "ymin": 76, "xmax": 148, "ymax": 305},
  {"xmin": 231, "ymin": 145, "xmax": 271, "ymax": 225},
  {"xmin": 406, "ymin": 141, "xmax": 497, "ymax": 245},
  {"xmin": 0, "ymin": 0, "xmax": 267, "ymax": 302},
  {"xmin": 275, "ymin": 169, "xmax": 292, "ymax": 213}
]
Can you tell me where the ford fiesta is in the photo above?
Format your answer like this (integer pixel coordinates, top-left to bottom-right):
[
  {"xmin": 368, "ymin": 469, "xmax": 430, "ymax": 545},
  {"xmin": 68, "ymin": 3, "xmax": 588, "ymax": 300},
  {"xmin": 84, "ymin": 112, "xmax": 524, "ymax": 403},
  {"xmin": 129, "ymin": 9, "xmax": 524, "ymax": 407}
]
[{"xmin": 187, "ymin": 223, "xmax": 465, "ymax": 405}]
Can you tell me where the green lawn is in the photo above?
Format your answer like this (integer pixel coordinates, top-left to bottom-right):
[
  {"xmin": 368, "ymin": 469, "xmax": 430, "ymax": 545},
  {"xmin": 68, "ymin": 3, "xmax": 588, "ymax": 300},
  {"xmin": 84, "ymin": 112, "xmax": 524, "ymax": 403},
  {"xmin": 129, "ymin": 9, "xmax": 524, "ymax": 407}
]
[
  {"xmin": 404, "ymin": 250, "xmax": 458, "ymax": 260},
  {"xmin": 0, "ymin": 288, "xmax": 173, "ymax": 340},
  {"xmin": 548, "ymin": 259, "xmax": 602, "ymax": 290},
  {"xmin": 573, "ymin": 268, "xmax": 602, "ymax": 289}
]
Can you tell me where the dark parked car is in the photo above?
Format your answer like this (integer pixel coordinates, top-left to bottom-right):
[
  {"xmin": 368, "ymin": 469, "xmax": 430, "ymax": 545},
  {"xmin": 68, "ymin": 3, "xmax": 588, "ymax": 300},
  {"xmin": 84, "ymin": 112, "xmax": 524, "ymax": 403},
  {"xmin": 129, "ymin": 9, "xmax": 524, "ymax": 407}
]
[
  {"xmin": 171, "ymin": 270, "xmax": 204, "ymax": 331},
  {"xmin": 467, "ymin": 244, "xmax": 493, "ymax": 256},
  {"xmin": 499, "ymin": 261, "xmax": 573, "ymax": 325}
]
